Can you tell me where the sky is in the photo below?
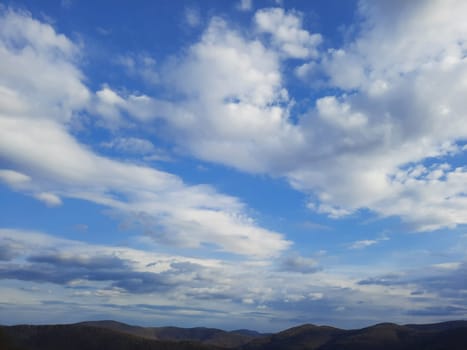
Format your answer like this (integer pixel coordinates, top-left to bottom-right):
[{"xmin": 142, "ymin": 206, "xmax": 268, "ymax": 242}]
[{"xmin": 0, "ymin": 0, "xmax": 467, "ymax": 332}]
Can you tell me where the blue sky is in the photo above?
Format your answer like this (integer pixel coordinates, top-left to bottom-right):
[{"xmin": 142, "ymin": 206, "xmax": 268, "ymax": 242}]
[{"xmin": 0, "ymin": 0, "xmax": 467, "ymax": 331}]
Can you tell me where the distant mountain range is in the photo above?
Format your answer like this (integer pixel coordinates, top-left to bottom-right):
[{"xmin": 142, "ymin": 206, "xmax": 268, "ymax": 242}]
[{"xmin": 1, "ymin": 320, "xmax": 466, "ymax": 350}]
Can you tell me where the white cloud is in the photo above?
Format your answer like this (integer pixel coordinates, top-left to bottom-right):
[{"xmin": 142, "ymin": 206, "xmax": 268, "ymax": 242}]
[
  {"xmin": 138, "ymin": 1, "xmax": 467, "ymax": 232},
  {"xmin": 184, "ymin": 7, "xmax": 201, "ymax": 27},
  {"xmin": 254, "ymin": 8, "xmax": 322, "ymax": 59},
  {"xmin": 34, "ymin": 192, "xmax": 62, "ymax": 207},
  {"xmin": 93, "ymin": 86, "xmax": 159, "ymax": 126},
  {"xmin": 237, "ymin": 0, "xmax": 253, "ymax": 12},
  {"xmin": 101, "ymin": 137, "xmax": 156, "ymax": 155},
  {"xmin": 150, "ymin": 17, "xmax": 304, "ymax": 173},
  {"xmin": 287, "ymin": 0, "xmax": 467, "ymax": 230},
  {"xmin": 2, "ymin": 1, "xmax": 467, "ymax": 259},
  {"xmin": 0, "ymin": 9, "xmax": 289, "ymax": 258},
  {"xmin": 348, "ymin": 239, "xmax": 378, "ymax": 250},
  {"xmin": 0, "ymin": 169, "xmax": 31, "ymax": 187},
  {"xmin": 115, "ymin": 52, "xmax": 159, "ymax": 85}
]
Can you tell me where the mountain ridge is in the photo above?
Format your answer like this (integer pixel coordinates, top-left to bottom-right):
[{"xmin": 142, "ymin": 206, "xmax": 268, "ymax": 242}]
[{"xmin": 1, "ymin": 320, "xmax": 467, "ymax": 350}]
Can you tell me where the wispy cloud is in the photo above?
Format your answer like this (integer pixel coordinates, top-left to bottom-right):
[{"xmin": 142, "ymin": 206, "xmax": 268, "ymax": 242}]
[
  {"xmin": 347, "ymin": 234, "xmax": 389, "ymax": 250},
  {"xmin": 348, "ymin": 239, "xmax": 379, "ymax": 250},
  {"xmin": 237, "ymin": 0, "xmax": 253, "ymax": 12},
  {"xmin": 184, "ymin": 6, "xmax": 201, "ymax": 27}
]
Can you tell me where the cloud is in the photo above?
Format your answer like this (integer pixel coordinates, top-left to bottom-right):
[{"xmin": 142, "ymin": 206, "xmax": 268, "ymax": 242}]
[
  {"xmin": 289, "ymin": 0, "xmax": 467, "ymax": 230},
  {"xmin": 0, "ymin": 9, "xmax": 289, "ymax": 258},
  {"xmin": 148, "ymin": 16, "xmax": 303, "ymax": 174},
  {"xmin": 254, "ymin": 8, "xmax": 322, "ymax": 59},
  {"xmin": 358, "ymin": 261, "xmax": 467, "ymax": 302},
  {"xmin": 184, "ymin": 7, "xmax": 201, "ymax": 27},
  {"xmin": 93, "ymin": 86, "xmax": 160, "ymax": 126},
  {"xmin": 280, "ymin": 254, "xmax": 321, "ymax": 274},
  {"xmin": 348, "ymin": 239, "xmax": 379, "ymax": 250},
  {"xmin": 101, "ymin": 137, "xmax": 156, "ymax": 155},
  {"xmin": 347, "ymin": 234, "xmax": 389, "ymax": 250},
  {"xmin": 114, "ymin": 52, "xmax": 159, "ymax": 85},
  {"xmin": 34, "ymin": 192, "xmax": 62, "ymax": 207},
  {"xmin": 0, "ymin": 169, "xmax": 31, "ymax": 188},
  {"xmin": 132, "ymin": 2, "xmax": 467, "ymax": 232},
  {"xmin": 237, "ymin": 0, "xmax": 253, "ymax": 12},
  {"xmin": 5, "ymin": 0, "xmax": 467, "ymax": 236},
  {"xmin": 0, "ymin": 229, "xmax": 215, "ymax": 294},
  {"xmin": 0, "ymin": 239, "xmax": 22, "ymax": 261},
  {"xmin": 1, "ymin": 228, "xmax": 465, "ymax": 329},
  {"xmin": 2, "ymin": 3, "xmax": 467, "ymax": 329},
  {"xmin": 358, "ymin": 274, "xmax": 405, "ymax": 287},
  {"xmin": 406, "ymin": 305, "xmax": 467, "ymax": 317}
]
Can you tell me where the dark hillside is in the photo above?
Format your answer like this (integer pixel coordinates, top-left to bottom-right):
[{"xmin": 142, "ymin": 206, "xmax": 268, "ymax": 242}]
[
  {"xmin": 0, "ymin": 324, "xmax": 219, "ymax": 350},
  {"xmin": 2, "ymin": 320, "xmax": 467, "ymax": 350},
  {"xmin": 80, "ymin": 320, "xmax": 262, "ymax": 348}
]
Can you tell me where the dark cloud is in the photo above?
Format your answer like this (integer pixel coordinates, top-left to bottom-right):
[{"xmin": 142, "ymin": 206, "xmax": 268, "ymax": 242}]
[
  {"xmin": 359, "ymin": 263, "xmax": 467, "ymax": 289},
  {"xmin": 111, "ymin": 271, "xmax": 173, "ymax": 293},
  {"xmin": 0, "ymin": 242, "xmax": 18, "ymax": 261},
  {"xmin": 406, "ymin": 305, "xmax": 467, "ymax": 317},
  {"xmin": 416, "ymin": 263, "xmax": 467, "ymax": 296},
  {"xmin": 358, "ymin": 262, "xmax": 467, "ymax": 310},
  {"xmin": 358, "ymin": 274, "xmax": 406, "ymax": 286},
  {"xmin": 28, "ymin": 253, "xmax": 127, "ymax": 269},
  {"xmin": 0, "ymin": 245, "xmax": 238, "ymax": 301},
  {"xmin": 132, "ymin": 303, "xmax": 227, "ymax": 316},
  {"xmin": 0, "ymin": 252, "xmax": 185, "ymax": 294},
  {"xmin": 410, "ymin": 290, "xmax": 425, "ymax": 296},
  {"xmin": 279, "ymin": 255, "xmax": 322, "ymax": 274}
]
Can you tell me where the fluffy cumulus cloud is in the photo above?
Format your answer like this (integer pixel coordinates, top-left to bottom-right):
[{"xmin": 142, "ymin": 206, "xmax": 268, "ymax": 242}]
[
  {"xmin": 135, "ymin": 16, "xmax": 305, "ymax": 174},
  {"xmin": 0, "ymin": 8, "xmax": 289, "ymax": 258},
  {"xmin": 254, "ymin": 8, "xmax": 322, "ymax": 59},
  {"xmin": 127, "ymin": 1, "xmax": 467, "ymax": 232},
  {"xmin": 286, "ymin": 0, "xmax": 467, "ymax": 230}
]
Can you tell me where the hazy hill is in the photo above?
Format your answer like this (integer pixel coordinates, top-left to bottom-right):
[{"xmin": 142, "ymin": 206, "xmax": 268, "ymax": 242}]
[{"xmin": 1, "ymin": 320, "xmax": 467, "ymax": 350}]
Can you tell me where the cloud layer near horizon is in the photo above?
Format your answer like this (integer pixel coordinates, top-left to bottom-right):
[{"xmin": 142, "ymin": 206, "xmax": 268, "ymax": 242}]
[{"xmin": 1, "ymin": 228, "xmax": 465, "ymax": 329}]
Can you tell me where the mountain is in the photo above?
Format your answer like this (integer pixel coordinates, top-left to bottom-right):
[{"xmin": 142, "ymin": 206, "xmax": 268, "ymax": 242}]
[
  {"xmin": 0, "ymin": 324, "xmax": 219, "ymax": 350},
  {"xmin": 240, "ymin": 324, "xmax": 345, "ymax": 350},
  {"xmin": 317, "ymin": 321, "xmax": 467, "ymax": 350},
  {"xmin": 78, "ymin": 320, "xmax": 264, "ymax": 348},
  {"xmin": 1, "ymin": 320, "xmax": 467, "ymax": 350},
  {"xmin": 241, "ymin": 321, "xmax": 467, "ymax": 350}
]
